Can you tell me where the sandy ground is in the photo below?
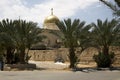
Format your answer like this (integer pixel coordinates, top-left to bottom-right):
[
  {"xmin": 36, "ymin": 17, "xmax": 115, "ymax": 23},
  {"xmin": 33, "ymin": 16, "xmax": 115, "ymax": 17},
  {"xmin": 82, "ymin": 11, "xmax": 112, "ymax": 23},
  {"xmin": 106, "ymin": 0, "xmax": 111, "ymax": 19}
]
[{"xmin": 29, "ymin": 60, "xmax": 96, "ymax": 70}]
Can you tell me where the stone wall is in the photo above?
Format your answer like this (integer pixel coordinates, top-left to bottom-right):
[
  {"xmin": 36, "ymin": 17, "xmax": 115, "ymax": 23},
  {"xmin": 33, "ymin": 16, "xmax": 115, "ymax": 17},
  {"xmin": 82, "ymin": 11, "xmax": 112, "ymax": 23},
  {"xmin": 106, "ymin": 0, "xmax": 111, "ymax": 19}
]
[
  {"xmin": 29, "ymin": 48, "xmax": 69, "ymax": 61},
  {"xmin": 29, "ymin": 47, "xmax": 98, "ymax": 63},
  {"xmin": 29, "ymin": 47, "xmax": 120, "ymax": 65}
]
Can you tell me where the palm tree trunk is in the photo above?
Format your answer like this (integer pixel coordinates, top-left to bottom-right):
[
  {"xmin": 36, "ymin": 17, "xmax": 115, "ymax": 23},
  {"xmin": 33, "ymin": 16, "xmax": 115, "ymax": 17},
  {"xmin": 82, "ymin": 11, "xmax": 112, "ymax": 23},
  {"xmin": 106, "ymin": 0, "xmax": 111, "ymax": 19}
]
[
  {"xmin": 69, "ymin": 47, "xmax": 76, "ymax": 68},
  {"xmin": 103, "ymin": 46, "xmax": 109, "ymax": 54},
  {"xmin": 6, "ymin": 47, "xmax": 14, "ymax": 64},
  {"xmin": 19, "ymin": 48, "xmax": 25, "ymax": 64}
]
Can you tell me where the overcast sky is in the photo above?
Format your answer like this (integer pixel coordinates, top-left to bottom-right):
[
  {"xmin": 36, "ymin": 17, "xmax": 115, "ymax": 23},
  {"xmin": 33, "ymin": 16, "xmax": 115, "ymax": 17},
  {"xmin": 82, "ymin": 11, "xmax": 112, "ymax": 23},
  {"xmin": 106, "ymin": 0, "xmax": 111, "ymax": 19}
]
[{"xmin": 0, "ymin": 0, "xmax": 113, "ymax": 27}]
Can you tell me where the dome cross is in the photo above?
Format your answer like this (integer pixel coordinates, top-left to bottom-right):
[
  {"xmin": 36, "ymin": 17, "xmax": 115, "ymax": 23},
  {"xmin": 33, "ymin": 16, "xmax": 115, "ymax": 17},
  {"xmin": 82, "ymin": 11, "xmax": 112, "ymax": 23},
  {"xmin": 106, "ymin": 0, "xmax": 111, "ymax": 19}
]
[{"xmin": 51, "ymin": 8, "xmax": 53, "ymax": 15}]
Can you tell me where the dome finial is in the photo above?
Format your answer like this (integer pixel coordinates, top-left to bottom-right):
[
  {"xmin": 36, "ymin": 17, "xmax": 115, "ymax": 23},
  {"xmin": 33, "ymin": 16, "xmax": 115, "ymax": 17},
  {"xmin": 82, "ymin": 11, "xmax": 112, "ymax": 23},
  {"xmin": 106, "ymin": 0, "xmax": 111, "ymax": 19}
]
[{"xmin": 51, "ymin": 8, "xmax": 53, "ymax": 15}]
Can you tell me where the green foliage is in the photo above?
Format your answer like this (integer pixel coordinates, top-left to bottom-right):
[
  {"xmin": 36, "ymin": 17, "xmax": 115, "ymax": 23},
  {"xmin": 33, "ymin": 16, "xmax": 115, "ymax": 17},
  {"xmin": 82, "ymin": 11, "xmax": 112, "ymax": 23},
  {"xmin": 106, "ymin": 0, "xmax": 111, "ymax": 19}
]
[
  {"xmin": 115, "ymin": 0, "xmax": 120, "ymax": 7},
  {"xmin": 56, "ymin": 18, "xmax": 91, "ymax": 68},
  {"xmin": 0, "ymin": 19, "xmax": 43, "ymax": 64},
  {"xmin": 91, "ymin": 19, "xmax": 119, "ymax": 68},
  {"xmin": 100, "ymin": 0, "xmax": 120, "ymax": 17},
  {"xmin": 56, "ymin": 19, "xmax": 78, "ymax": 48},
  {"xmin": 56, "ymin": 19, "xmax": 80, "ymax": 68},
  {"xmin": 0, "ymin": 19, "xmax": 15, "ymax": 64},
  {"xmin": 91, "ymin": 19, "xmax": 120, "ymax": 54},
  {"xmin": 93, "ymin": 52, "xmax": 115, "ymax": 68}
]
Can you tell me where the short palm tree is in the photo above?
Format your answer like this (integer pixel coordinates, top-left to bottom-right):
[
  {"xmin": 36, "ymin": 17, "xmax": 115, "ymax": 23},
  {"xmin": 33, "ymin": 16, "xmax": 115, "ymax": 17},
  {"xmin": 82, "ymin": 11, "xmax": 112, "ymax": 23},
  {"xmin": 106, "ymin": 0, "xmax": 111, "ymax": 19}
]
[
  {"xmin": 91, "ymin": 19, "xmax": 120, "ymax": 67},
  {"xmin": 56, "ymin": 18, "xmax": 91, "ymax": 68}
]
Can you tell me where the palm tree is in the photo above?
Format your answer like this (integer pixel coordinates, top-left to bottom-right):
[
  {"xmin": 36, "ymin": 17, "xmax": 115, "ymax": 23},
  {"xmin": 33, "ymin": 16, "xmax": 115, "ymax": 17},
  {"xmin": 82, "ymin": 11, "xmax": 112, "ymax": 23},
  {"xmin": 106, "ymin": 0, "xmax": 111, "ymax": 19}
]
[
  {"xmin": 76, "ymin": 22, "xmax": 92, "ymax": 52},
  {"xmin": 13, "ymin": 19, "xmax": 43, "ymax": 63},
  {"xmin": 115, "ymin": 0, "xmax": 120, "ymax": 7},
  {"xmin": 56, "ymin": 18, "xmax": 91, "ymax": 68},
  {"xmin": 0, "ymin": 19, "xmax": 43, "ymax": 64},
  {"xmin": 100, "ymin": 0, "xmax": 120, "ymax": 17},
  {"xmin": 0, "ymin": 19, "xmax": 15, "ymax": 64},
  {"xmin": 92, "ymin": 19, "xmax": 120, "ymax": 54},
  {"xmin": 91, "ymin": 19, "xmax": 120, "ymax": 67},
  {"xmin": 0, "ymin": 33, "xmax": 6, "ymax": 61}
]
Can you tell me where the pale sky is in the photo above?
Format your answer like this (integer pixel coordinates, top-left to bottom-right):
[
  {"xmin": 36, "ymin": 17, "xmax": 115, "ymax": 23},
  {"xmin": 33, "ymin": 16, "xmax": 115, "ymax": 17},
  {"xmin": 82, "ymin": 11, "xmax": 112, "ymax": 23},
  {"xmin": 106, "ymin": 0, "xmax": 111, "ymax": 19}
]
[{"xmin": 0, "ymin": 0, "xmax": 113, "ymax": 27}]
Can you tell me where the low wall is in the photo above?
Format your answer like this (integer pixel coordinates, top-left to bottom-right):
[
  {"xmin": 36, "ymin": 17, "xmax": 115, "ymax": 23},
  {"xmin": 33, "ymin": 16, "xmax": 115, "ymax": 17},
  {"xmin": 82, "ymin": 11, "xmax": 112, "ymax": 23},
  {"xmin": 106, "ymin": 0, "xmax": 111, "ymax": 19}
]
[
  {"xmin": 29, "ymin": 47, "xmax": 99, "ymax": 63},
  {"xmin": 29, "ymin": 48, "xmax": 69, "ymax": 61},
  {"xmin": 29, "ymin": 47, "xmax": 120, "ymax": 65}
]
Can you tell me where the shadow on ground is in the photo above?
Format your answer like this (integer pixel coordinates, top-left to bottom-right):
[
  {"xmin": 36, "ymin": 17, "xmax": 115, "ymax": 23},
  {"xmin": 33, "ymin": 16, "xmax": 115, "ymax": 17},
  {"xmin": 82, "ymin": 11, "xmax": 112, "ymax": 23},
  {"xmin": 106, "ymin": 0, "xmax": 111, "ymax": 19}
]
[{"xmin": 71, "ymin": 67, "xmax": 120, "ymax": 73}]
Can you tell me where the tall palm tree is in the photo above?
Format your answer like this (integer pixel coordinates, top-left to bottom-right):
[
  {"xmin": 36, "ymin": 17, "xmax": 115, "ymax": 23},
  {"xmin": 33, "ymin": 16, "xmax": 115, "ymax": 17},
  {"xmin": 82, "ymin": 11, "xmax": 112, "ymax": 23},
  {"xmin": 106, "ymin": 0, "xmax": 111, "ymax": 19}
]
[
  {"xmin": 56, "ymin": 18, "xmax": 91, "ymax": 68},
  {"xmin": 13, "ymin": 20, "xmax": 43, "ymax": 63},
  {"xmin": 76, "ymin": 22, "xmax": 92, "ymax": 52}
]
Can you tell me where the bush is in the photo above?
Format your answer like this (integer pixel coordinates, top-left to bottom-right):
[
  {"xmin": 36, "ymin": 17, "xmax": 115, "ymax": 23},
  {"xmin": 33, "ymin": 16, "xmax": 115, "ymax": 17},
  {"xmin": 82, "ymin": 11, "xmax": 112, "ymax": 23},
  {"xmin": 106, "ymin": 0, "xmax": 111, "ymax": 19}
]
[{"xmin": 93, "ymin": 52, "xmax": 115, "ymax": 68}]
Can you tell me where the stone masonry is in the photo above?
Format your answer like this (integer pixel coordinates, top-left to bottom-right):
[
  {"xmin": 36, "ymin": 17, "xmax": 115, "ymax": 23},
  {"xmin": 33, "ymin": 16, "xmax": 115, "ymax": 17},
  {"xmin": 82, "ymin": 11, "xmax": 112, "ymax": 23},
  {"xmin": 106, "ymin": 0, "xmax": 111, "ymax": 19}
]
[{"xmin": 29, "ymin": 47, "xmax": 120, "ymax": 65}]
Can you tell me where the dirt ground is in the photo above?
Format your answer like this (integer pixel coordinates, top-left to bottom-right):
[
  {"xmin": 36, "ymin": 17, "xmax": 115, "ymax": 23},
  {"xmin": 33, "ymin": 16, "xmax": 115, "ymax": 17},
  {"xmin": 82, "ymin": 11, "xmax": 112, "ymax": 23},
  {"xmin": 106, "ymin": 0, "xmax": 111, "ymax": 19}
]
[{"xmin": 29, "ymin": 60, "xmax": 97, "ymax": 70}]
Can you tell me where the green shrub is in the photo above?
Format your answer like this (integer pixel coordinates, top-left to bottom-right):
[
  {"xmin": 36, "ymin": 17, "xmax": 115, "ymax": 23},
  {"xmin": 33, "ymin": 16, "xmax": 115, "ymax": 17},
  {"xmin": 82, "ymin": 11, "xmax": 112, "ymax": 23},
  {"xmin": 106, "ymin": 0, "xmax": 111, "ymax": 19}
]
[{"xmin": 93, "ymin": 52, "xmax": 115, "ymax": 68}]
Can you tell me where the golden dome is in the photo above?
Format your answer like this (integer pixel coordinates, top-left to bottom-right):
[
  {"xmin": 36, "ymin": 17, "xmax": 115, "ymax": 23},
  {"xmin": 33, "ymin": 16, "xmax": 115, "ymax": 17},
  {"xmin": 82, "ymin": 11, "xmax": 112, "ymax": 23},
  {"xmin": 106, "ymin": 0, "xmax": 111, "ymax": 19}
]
[{"xmin": 44, "ymin": 8, "xmax": 59, "ymax": 24}]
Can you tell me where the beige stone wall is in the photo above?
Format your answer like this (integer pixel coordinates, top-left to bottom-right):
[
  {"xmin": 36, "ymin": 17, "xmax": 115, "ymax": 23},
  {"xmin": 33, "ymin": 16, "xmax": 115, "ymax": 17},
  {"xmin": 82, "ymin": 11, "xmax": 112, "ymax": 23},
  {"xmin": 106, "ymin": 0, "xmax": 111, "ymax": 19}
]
[
  {"xmin": 29, "ymin": 48, "xmax": 69, "ymax": 61},
  {"xmin": 29, "ymin": 48, "xmax": 98, "ymax": 62},
  {"xmin": 29, "ymin": 47, "xmax": 120, "ymax": 65}
]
